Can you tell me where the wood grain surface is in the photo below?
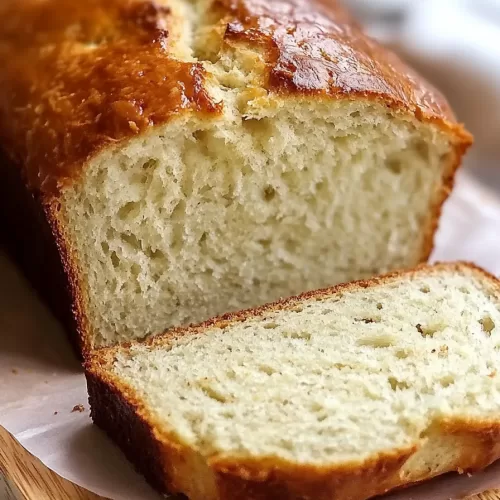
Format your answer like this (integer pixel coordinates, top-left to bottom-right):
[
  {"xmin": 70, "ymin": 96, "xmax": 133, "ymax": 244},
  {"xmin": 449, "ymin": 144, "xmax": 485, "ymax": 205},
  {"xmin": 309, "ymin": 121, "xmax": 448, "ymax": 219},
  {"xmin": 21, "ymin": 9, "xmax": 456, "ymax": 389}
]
[
  {"xmin": 1, "ymin": 425, "xmax": 499, "ymax": 500},
  {"xmin": 0, "ymin": 427, "xmax": 106, "ymax": 500}
]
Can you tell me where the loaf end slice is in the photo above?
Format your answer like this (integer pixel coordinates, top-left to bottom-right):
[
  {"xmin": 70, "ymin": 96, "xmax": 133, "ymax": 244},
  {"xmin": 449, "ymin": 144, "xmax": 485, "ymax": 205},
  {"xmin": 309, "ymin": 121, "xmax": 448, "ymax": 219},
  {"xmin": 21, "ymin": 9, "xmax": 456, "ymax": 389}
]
[{"xmin": 86, "ymin": 263, "xmax": 500, "ymax": 500}]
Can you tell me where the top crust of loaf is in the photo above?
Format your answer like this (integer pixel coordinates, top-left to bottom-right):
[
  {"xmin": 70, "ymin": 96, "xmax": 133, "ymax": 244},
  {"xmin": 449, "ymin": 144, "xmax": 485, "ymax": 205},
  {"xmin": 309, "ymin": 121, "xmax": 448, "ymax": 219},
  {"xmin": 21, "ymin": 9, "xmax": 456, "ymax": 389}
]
[{"xmin": 0, "ymin": 0, "xmax": 471, "ymax": 193}]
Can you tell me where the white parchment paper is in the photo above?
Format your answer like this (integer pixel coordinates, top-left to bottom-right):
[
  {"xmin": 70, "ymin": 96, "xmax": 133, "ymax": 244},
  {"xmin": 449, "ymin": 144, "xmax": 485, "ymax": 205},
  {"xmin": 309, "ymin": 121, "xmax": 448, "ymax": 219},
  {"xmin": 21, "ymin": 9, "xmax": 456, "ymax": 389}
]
[{"xmin": 1, "ymin": 171, "xmax": 499, "ymax": 500}]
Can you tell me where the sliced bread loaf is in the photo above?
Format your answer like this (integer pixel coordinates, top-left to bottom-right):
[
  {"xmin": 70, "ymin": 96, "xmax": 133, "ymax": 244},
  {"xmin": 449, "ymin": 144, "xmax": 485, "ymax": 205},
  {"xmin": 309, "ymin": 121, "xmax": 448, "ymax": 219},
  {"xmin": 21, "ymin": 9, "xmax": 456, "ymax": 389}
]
[
  {"xmin": 0, "ymin": 0, "xmax": 471, "ymax": 355},
  {"xmin": 86, "ymin": 263, "xmax": 500, "ymax": 500}
]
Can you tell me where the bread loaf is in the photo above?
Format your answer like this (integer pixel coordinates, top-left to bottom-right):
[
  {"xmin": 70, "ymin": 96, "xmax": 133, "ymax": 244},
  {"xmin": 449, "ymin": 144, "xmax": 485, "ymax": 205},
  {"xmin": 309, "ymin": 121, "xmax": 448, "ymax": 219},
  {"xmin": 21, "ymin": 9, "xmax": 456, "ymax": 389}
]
[
  {"xmin": 86, "ymin": 263, "xmax": 500, "ymax": 500},
  {"xmin": 0, "ymin": 0, "xmax": 472, "ymax": 354}
]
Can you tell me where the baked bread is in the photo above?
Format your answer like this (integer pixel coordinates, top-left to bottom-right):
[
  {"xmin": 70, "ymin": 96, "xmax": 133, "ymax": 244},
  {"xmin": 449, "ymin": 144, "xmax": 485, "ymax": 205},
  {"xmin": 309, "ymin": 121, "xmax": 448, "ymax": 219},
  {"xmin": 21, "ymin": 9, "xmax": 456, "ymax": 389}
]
[
  {"xmin": 86, "ymin": 262, "xmax": 500, "ymax": 500},
  {"xmin": 0, "ymin": 0, "xmax": 472, "ymax": 354}
]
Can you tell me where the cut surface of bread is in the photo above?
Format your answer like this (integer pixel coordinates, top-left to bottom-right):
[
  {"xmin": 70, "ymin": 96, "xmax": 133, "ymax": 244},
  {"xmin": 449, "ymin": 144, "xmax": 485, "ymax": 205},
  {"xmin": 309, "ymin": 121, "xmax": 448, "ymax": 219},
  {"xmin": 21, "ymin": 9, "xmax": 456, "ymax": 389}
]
[
  {"xmin": 0, "ymin": 0, "xmax": 472, "ymax": 353},
  {"xmin": 67, "ymin": 100, "xmax": 459, "ymax": 350},
  {"xmin": 86, "ymin": 263, "xmax": 500, "ymax": 500}
]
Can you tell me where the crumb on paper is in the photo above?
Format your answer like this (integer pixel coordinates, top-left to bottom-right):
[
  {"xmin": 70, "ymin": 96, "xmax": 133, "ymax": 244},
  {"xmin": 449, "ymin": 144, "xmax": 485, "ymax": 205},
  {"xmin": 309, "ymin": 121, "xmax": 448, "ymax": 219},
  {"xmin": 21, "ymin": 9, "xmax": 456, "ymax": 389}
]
[
  {"xmin": 489, "ymin": 370, "xmax": 497, "ymax": 378},
  {"xmin": 72, "ymin": 404, "xmax": 85, "ymax": 413},
  {"xmin": 438, "ymin": 345, "xmax": 448, "ymax": 358},
  {"xmin": 54, "ymin": 411, "xmax": 58, "ymax": 415},
  {"xmin": 11, "ymin": 368, "xmax": 18, "ymax": 374}
]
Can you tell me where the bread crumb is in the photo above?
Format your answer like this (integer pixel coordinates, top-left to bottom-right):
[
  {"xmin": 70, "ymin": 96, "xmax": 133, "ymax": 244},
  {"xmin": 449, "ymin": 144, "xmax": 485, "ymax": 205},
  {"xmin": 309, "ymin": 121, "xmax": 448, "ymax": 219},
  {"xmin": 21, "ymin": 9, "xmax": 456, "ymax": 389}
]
[
  {"xmin": 480, "ymin": 316, "xmax": 495, "ymax": 335},
  {"xmin": 489, "ymin": 370, "xmax": 497, "ymax": 378},
  {"xmin": 72, "ymin": 404, "xmax": 85, "ymax": 413},
  {"xmin": 54, "ymin": 411, "xmax": 58, "ymax": 415},
  {"xmin": 11, "ymin": 368, "xmax": 18, "ymax": 374},
  {"xmin": 457, "ymin": 467, "xmax": 464, "ymax": 474},
  {"xmin": 438, "ymin": 345, "xmax": 448, "ymax": 358}
]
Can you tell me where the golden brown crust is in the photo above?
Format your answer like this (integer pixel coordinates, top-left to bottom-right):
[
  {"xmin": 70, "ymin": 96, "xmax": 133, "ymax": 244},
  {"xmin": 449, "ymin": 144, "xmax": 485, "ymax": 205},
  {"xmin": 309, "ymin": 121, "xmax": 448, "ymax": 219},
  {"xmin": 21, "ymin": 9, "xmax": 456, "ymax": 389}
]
[
  {"xmin": 85, "ymin": 370, "xmax": 173, "ymax": 494},
  {"xmin": 0, "ymin": 0, "xmax": 471, "ymax": 194},
  {"xmin": 0, "ymin": 149, "xmax": 88, "ymax": 356},
  {"xmin": 86, "ymin": 262, "xmax": 500, "ymax": 499},
  {"xmin": 0, "ymin": 147, "xmax": 92, "ymax": 357},
  {"xmin": 0, "ymin": 0, "xmax": 222, "ymax": 193},
  {"xmin": 419, "ymin": 144, "xmax": 470, "ymax": 263},
  {"xmin": 47, "ymin": 201, "xmax": 93, "ymax": 356},
  {"xmin": 217, "ymin": 0, "xmax": 461, "ymax": 122}
]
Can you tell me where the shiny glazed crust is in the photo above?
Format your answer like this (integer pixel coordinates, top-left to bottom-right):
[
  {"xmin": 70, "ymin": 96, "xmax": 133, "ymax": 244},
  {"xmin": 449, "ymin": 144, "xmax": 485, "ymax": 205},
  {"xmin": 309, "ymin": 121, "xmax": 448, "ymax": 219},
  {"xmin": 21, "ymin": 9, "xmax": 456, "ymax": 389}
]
[
  {"xmin": 0, "ymin": 0, "xmax": 471, "ymax": 192},
  {"xmin": 0, "ymin": 0, "xmax": 472, "ymax": 356},
  {"xmin": 86, "ymin": 263, "xmax": 500, "ymax": 500}
]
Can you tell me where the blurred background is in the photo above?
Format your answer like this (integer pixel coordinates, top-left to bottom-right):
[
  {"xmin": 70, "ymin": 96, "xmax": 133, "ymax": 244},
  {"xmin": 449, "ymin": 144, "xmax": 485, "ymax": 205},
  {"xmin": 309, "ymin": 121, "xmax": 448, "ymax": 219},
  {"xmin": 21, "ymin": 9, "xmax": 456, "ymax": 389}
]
[{"xmin": 344, "ymin": 0, "xmax": 500, "ymax": 192}]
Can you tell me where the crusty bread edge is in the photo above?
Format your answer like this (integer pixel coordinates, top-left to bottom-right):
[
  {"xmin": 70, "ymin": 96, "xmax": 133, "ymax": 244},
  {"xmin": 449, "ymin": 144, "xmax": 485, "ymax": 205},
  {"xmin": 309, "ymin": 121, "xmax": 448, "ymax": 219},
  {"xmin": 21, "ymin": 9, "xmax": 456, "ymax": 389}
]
[
  {"xmin": 0, "ymin": 150, "xmax": 89, "ymax": 357},
  {"xmin": 85, "ymin": 263, "xmax": 500, "ymax": 500},
  {"xmin": 420, "ymin": 134, "xmax": 472, "ymax": 263},
  {"xmin": 47, "ymin": 199, "xmax": 92, "ymax": 356}
]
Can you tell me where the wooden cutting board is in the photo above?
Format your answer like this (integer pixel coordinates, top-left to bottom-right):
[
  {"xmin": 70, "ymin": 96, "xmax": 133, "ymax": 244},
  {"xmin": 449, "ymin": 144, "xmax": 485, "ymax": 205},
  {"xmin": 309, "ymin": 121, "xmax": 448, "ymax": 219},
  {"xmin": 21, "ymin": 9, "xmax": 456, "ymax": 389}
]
[{"xmin": 1, "ymin": 426, "xmax": 499, "ymax": 500}]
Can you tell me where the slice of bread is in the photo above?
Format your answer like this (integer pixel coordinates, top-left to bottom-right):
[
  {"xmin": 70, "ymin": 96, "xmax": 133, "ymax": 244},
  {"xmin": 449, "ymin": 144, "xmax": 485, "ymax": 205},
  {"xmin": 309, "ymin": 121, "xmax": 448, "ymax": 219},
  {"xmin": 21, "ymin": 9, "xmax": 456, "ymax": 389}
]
[
  {"xmin": 0, "ymin": 0, "xmax": 472, "ymax": 355},
  {"xmin": 86, "ymin": 263, "xmax": 500, "ymax": 500}
]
